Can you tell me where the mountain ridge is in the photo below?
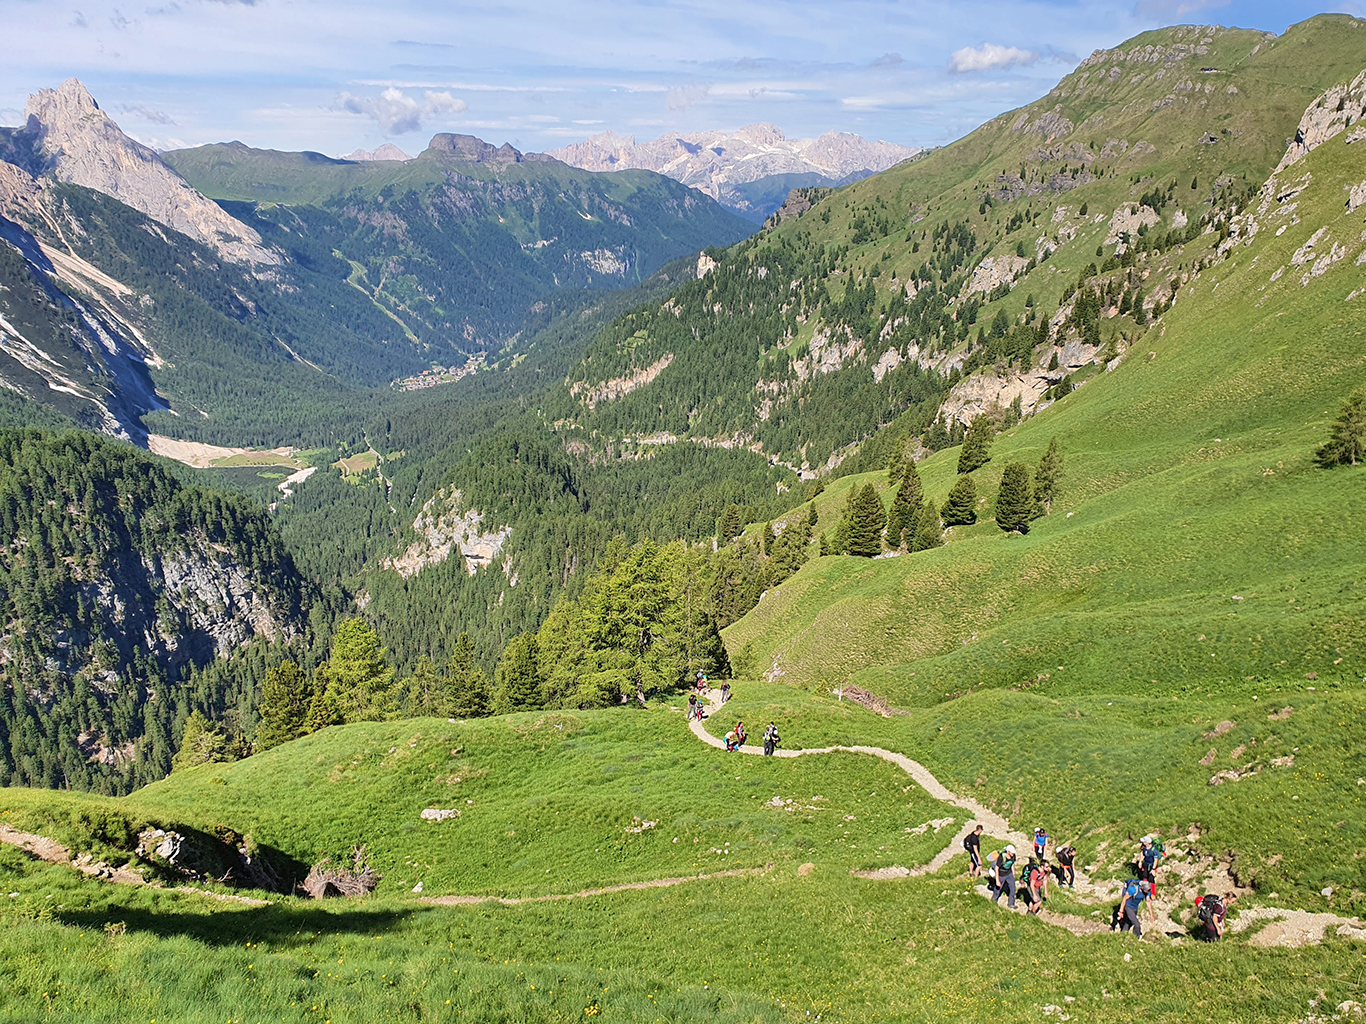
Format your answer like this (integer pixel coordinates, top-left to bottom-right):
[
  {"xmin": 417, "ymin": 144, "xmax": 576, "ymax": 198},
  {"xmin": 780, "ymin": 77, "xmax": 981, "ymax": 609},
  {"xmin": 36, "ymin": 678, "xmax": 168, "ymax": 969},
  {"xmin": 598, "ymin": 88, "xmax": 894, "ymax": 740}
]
[{"xmin": 549, "ymin": 123, "xmax": 922, "ymax": 221}]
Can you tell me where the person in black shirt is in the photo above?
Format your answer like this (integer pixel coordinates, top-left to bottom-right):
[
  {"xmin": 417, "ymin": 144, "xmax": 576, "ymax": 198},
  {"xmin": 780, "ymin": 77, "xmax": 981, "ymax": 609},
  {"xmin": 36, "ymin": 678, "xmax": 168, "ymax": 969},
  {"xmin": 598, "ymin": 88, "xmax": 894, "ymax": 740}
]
[
  {"xmin": 963, "ymin": 824, "xmax": 984, "ymax": 878},
  {"xmin": 1055, "ymin": 844, "xmax": 1077, "ymax": 888}
]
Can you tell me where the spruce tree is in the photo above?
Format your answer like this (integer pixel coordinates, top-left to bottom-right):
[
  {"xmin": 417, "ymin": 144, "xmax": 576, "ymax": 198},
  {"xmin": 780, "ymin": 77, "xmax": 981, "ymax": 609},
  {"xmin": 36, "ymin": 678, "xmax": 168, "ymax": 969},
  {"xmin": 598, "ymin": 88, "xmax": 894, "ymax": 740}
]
[
  {"xmin": 1034, "ymin": 436, "xmax": 1063, "ymax": 514},
  {"xmin": 958, "ymin": 415, "xmax": 994, "ymax": 473},
  {"xmin": 911, "ymin": 501, "xmax": 943, "ymax": 551},
  {"xmin": 842, "ymin": 483, "xmax": 887, "ymax": 557},
  {"xmin": 996, "ymin": 462, "xmax": 1036, "ymax": 534},
  {"xmin": 256, "ymin": 660, "xmax": 310, "ymax": 749},
  {"xmin": 495, "ymin": 633, "xmax": 542, "ymax": 711},
  {"xmin": 941, "ymin": 475, "xmax": 978, "ymax": 526},
  {"xmin": 885, "ymin": 460, "xmax": 924, "ymax": 549},
  {"xmin": 402, "ymin": 657, "xmax": 443, "ymax": 717},
  {"xmin": 887, "ymin": 453, "xmax": 905, "ymax": 483},
  {"xmin": 1316, "ymin": 392, "xmax": 1366, "ymax": 467}
]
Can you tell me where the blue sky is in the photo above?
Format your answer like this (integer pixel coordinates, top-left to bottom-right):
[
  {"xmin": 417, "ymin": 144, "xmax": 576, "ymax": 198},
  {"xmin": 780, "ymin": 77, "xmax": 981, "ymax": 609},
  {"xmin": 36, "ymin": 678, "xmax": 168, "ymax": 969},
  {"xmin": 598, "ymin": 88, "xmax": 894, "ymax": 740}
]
[{"xmin": 1, "ymin": 0, "xmax": 1355, "ymax": 155}]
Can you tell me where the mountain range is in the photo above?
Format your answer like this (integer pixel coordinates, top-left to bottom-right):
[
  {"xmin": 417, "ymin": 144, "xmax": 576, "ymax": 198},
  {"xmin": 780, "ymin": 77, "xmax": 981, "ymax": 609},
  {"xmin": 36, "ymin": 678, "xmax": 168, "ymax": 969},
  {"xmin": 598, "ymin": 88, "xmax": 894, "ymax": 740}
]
[{"xmin": 549, "ymin": 123, "xmax": 922, "ymax": 220}]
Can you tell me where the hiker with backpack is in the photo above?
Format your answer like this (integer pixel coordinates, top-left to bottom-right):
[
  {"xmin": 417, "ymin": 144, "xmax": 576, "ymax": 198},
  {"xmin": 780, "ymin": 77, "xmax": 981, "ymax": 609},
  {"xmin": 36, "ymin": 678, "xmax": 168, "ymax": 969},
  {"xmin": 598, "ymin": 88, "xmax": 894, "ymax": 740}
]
[
  {"xmin": 1055, "ymin": 843, "xmax": 1077, "ymax": 888},
  {"xmin": 762, "ymin": 722, "xmax": 780, "ymax": 755},
  {"xmin": 688, "ymin": 693, "xmax": 698, "ymax": 719},
  {"xmin": 1196, "ymin": 892, "xmax": 1235, "ymax": 942},
  {"xmin": 1114, "ymin": 877, "xmax": 1155, "ymax": 939},
  {"xmin": 1137, "ymin": 835, "xmax": 1165, "ymax": 893},
  {"xmin": 721, "ymin": 680, "xmax": 731, "ymax": 704},
  {"xmin": 988, "ymin": 844, "xmax": 1018, "ymax": 908},
  {"xmin": 963, "ymin": 824, "xmax": 983, "ymax": 878},
  {"xmin": 1032, "ymin": 827, "xmax": 1048, "ymax": 864},
  {"xmin": 725, "ymin": 720, "xmax": 747, "ymax": 751},
  {"xmin": 1021, "ymin": 858, "xmax": 1047, "ymax": 915}
]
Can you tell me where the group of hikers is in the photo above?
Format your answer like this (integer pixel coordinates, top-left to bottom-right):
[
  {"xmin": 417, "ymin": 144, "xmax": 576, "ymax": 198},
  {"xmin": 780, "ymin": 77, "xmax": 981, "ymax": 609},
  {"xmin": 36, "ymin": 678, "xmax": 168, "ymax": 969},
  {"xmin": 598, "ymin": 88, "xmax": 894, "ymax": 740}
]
[
  {"xmin": 965, "ymin": 826, "xmax": 1235, "ymax": 942},
  {"xmin": 687, "ymin": 681, "xmax": 1237, "ymax": 943},
  {"xmin": 688, "ymin": 674, "xmax": 780, "ymax": 754}
]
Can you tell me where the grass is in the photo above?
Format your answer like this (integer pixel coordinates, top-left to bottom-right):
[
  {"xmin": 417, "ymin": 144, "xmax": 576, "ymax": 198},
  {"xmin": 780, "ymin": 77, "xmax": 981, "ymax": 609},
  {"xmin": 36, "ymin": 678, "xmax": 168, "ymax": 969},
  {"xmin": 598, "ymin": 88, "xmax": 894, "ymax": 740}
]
[{"xmin": 2, "ymin": 703, "xmax": 1366, "ymax": 1023}]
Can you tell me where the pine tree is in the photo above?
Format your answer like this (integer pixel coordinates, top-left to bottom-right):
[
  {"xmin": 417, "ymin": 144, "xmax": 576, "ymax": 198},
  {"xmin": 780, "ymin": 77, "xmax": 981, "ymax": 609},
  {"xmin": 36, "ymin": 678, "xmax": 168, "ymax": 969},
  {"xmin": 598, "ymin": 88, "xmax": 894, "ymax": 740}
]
[
  {"xmin": 1034, "ymin": 436, "xmax": 1063, "ymax": 514},
  {"xmin": 256, "ymin": 660, "xmax": 310, "ymax": 749},
  {"xmin": 444, "ymin": 633, "xmax": 491, "ymax": 718},
  {"xmin": 885, "ymin": 461, "xmax": 923, "ymax": 549},
  {"xmin": 996, "ymin": 462, "xmax": 1036, "ymax": 534},
  {"xmin": 1316, "ymin": 392, "xmax": 1366, "ymax": 467},
  {"xmin": 842, "ymin": 483, "xmax": 887, "ymax": 557},
  {"xmin": 941, "ymin": 475, "xmax": 978, "ymax": 526},
  {"xmin": 887, "ymin": 452, "xmax": 905, "ymax": 483},
  {"xmin": 911, "ymin": 501, "xmax": 943, "ymax": 552},
  {"xmin": 495, "ymin": 633, "xmax": 542, "ymax": 711},
  {"xmin": 958, "ymin": 415, "xmax": 994, "ymax": 473}
]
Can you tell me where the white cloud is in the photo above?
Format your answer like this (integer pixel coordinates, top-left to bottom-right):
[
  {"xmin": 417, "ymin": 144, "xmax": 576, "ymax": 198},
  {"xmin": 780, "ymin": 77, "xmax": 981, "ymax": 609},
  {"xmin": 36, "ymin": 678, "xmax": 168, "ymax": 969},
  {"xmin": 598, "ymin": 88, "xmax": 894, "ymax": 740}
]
[
  {"xmin": 335, "ymin": 86, "xmax": 465, "ymax": 136},
  {"xmin": 119, "ymin": 104, "xmax": 176, "ymax": 125},
  {"xmin": 666, "ymin": 83, "xmax": 709, "ymax": 111},
  {"xmin": 949, "ymin": 43, "xmax": 1039, "ymax": 74},
  {"xmin": 872, "ymin": 52, "xmax": 903, "ymax": 67}
]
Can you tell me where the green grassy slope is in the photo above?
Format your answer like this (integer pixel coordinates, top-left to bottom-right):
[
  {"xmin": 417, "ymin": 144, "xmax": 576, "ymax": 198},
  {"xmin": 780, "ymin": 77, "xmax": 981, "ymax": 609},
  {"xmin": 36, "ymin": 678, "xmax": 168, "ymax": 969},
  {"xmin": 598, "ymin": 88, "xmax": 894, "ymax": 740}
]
[
  {"xmin": 2, "ymin": 703, "xmax": 1363, "ymax": 1023},
  {"xmin": 724, "ymin": 91, "xmax": 1366, "ymax": 700}
]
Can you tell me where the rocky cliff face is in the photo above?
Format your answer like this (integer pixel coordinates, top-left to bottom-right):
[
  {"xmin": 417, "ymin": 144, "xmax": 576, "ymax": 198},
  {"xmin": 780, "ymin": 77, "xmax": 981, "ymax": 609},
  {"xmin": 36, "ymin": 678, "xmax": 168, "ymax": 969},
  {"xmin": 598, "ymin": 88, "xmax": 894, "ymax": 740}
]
[
  {"xmin": 4, "ymin": 79, "xmax": 276, "ymax": 265},
  {"xmin": 549, "ymin": 124, "xmax": 920, "ymax": 219}
]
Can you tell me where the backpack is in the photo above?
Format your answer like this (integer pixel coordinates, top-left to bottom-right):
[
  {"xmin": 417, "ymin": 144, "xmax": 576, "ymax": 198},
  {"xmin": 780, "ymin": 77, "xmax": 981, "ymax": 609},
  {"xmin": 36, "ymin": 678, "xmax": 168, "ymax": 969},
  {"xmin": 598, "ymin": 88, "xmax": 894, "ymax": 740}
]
[
  {"xmin": 1197, "ymin": 895, "xmax": 1223, "ymax": 923},
  {"xmin": 1152, "ymin": 839, "xmax": 1166, "ymax": 859}
]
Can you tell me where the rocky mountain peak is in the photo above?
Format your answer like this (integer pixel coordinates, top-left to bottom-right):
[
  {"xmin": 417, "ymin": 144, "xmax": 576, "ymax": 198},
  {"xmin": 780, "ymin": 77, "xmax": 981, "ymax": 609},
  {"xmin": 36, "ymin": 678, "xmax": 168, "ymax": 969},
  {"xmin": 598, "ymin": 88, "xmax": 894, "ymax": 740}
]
[
  {"xmin": 424, "ymin": 133, "xmax": 552, "ymax": 165},
  {"xmin": 24, "ymin": 77, "xmax": 101, "ymax": 125},
  {"xmin": 343, "ymin": 143, "xmax": 412, "ymax": 162},
  {"xmin": 8, "ymin": 79, "xmax": 277, "ymax": 265}
]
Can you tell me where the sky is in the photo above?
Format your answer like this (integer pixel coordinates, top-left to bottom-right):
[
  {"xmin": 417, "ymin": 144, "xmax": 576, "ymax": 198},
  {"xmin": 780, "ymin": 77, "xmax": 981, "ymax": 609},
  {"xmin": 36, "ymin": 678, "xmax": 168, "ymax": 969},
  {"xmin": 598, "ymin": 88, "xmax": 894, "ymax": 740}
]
[{"xmin": 1, "ymin": 0, "xmax": 1356, "ymax": 156}]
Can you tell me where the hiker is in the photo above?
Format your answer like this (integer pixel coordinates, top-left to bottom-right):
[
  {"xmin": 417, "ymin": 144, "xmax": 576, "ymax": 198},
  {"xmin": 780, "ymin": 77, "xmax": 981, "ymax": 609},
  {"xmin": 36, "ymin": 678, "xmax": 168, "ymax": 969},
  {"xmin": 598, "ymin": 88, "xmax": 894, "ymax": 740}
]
[
  {"xmin": 762, "ymin": 721, "xmax": 780, "ymax": 756},
  {"xmin": 696, "ymin": 671, "xmax": 708, "ymax": 695},
  {"xmin": 988, "ymin": 844, "xmax": 1018, "ymax": 908},
  {"xmin": 1055, "ymin": 843, "xmax": 1077, "ymax": 888},
  {"xmin": 1137, "ymin": 834, "xmax": 1165, "ymax": 893},
  {"xmin": 1114, "ymin": 878, "xmax": 1155, "ymax": 939},
  {"xmin": 687, "ymin": 693, "xmax": 698, "ymax": 719},
  {"xmin": 1021, "ymin": 858, "xmax": 1047, "ymax": 915},
  {"xmin": 1196, "ymin": 892, "xmax": 1235, "ymax": 942},
  {"xmin": 963, "ymin": 824, "xmax": 983, "ymax": 878},
  {"xmin": 726, "ymin": 720, "xmax": 747, "ymax": 751},
  {"xmin": 721, "ymin": 680, "xmax": 731, "ymax": 704},
  {"xmin": 1033, "ymin": 827, "xmax": 1048, "ymax": 864}
]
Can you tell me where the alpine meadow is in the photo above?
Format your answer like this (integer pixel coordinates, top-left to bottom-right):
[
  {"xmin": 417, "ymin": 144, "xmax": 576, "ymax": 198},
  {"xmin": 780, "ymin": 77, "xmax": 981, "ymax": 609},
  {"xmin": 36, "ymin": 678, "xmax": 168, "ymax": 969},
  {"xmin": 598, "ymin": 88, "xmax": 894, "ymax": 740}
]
[{"xmin": 1, "ymin": 7, "xmax": 1366, "ymax": 1023}]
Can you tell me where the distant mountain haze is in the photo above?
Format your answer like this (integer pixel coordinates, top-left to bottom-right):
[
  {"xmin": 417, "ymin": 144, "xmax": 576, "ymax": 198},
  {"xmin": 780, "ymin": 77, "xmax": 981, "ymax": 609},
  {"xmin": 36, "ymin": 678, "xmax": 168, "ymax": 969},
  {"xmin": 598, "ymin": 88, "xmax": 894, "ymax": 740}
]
[{"xmin": 549, "ymin": 123, "xmax": 923, "ymax": 220}]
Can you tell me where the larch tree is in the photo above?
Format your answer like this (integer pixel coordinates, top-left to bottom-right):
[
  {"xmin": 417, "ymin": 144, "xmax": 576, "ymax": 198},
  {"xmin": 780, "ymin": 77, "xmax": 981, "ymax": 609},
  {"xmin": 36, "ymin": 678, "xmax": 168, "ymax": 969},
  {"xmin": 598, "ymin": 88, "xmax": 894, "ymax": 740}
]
[
  {"xmin": 323, "ymin": 618, "xmax": 396, "ymax": 723},
  {"xmin": 1034, "ymin": 436, "xmax": 1063, "ymax": 514},
  {"xmin": 444, "ymin": 632, "xmax": 491, "ymax": 718},
  {"xmin": 494, "ymin": 633, "xmax": 542, "ymax": 712}
]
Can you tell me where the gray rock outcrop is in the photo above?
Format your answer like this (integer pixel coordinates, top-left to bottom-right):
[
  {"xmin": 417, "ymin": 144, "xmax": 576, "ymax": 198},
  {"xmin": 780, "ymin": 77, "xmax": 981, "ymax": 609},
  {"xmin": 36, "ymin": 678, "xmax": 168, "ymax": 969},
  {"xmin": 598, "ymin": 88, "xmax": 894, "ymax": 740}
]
[{"xmin": 11, "ymin": 79, "xmax": 277, "ymax": 265}]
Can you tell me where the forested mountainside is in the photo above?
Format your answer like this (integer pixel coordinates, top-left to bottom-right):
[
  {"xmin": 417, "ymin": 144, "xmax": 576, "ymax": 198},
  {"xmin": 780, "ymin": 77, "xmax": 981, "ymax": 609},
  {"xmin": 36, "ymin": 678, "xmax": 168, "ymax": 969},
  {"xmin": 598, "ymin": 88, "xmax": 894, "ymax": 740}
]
[
  {"xmin": 549, "ymin": 18, "xmax": 1366, "ymax": 476},
  {"xmin": 0, "ymin": 430, "xmax": 308, "ymax": 792},
  {"xmin": 0, "ymin": 80, "xmax": 750, "ymax": 446},
  {"xmin": 4, "ymin": 16, "xmax": 1366, "ymax": 798}
]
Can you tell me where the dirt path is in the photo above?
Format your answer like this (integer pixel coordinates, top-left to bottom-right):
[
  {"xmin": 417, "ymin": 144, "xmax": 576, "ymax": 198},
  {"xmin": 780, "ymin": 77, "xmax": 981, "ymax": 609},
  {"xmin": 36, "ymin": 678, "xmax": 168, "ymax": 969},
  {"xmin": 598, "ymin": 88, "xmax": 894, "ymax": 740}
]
[
  {"xmin": 420, "ymin": 866, "xmax": 770, "ymax": 907},
  {"xmin": 688, "ymin": 690, "xmax": 1027, "ymax": 851}
]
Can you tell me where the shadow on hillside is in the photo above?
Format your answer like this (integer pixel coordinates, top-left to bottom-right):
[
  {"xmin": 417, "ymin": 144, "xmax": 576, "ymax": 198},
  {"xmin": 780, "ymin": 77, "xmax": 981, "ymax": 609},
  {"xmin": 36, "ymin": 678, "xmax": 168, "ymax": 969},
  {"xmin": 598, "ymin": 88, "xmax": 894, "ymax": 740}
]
[{"xmin": 57, "ymin": 899, "xmax": 419, "ymax": 947}]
